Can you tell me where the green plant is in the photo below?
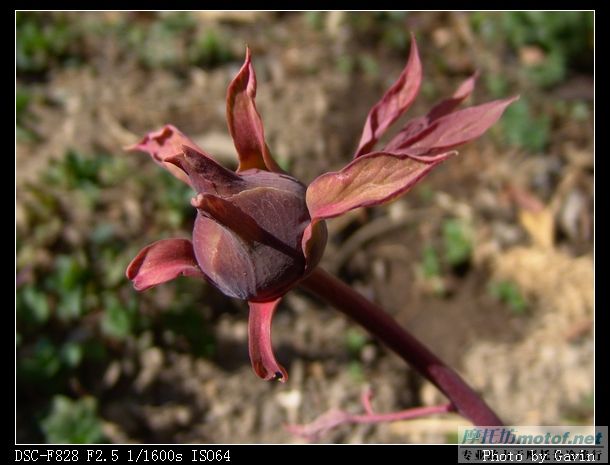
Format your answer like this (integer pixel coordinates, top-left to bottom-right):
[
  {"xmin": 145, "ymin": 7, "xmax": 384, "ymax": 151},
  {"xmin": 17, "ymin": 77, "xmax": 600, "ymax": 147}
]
[
  {"xmin": 160, "ymin": 297, "xmax": 216, "ymax": 357},
  {"xmin": 118, "ymin": 13, "xmax": 234, "ymax": 71},
  {"xmin": 421, "ymin": 244, "xmax": 442, "ymax": 279},
  {"xmin": 471, "ymin": 12, "xmax": 593, "ymax": 88},
  {"xmin": 41, "ymin": 396, "xmax": 105, "ymax": 444},
  {"xmin": 101, "ymin": 295, "xmax": 138, "ymax": 340},
  {"xmin": 345, "ymin": 12, "xmax": 411, "ymax": 54},
  {"xmin": 419, "ymin": 244, "xmax": 446, "ymax": 296},
  {"xmin": 345, "ymin": 328, "xmax": 368, "ymax": 356},
  {"xmin": 18, "ymin": 286, "xmax": 51, "ymax": 327},
  {"xmin": 19, "ymin": 338, "xmax": 62, "ymax": 384},
  {"xmin": 16, "ymin": 139, "xmax": 221, "ymax": 442},
  {"xmin": 304, "ymin": 11, "xmax": 324, "ymax": 30},
  {"xmin": 189, "ymin": 29, "xmax": 234, "ymax": 68},
  {"xmin": 16, "ymin": 88, "xmax": 40, "ymax": 142},
  {"xmin": 442, "ymin": 219, "xmax": 473, "ymax": 268},
  {"xmin": 501, "ymin": 99, "xmax": 550, "ymax": 152},
  {"xmin": 489, "ymin": 280, "xmax": 528, "ymax": 314},
  {"xmin": 16, "ymin": 12, "xmax": 83, "ymax": 74},
  {"xmin": 16, "ymin": 89, "xmax": 32, "ymax": 123}
]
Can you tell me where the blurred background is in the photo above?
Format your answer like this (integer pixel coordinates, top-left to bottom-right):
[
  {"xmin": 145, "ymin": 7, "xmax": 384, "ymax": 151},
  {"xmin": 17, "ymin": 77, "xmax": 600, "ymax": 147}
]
[{"xmin": 16, "ymin": 11, "xmax": 593, "ymax": 443}]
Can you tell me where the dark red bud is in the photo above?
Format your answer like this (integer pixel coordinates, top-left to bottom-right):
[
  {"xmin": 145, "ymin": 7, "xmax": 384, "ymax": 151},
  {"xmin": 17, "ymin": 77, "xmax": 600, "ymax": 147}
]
[{"xmin": 189, "ymin": 168, "xmax": 327, "ymax": 301}]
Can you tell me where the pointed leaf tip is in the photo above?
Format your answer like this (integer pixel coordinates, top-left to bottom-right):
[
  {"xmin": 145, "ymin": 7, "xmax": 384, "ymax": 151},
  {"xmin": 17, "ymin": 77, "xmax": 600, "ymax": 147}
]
[
  {"xmin": 226, "ymin": 48, "xmax": 283, "ymax": 173},
  {"xmin": 354, "ymin": 35, "xmax": 422, "ymax": 157},
  {"xmin": 405, "ymin": 95, "xmax": 519, "ymax": 153},
  {"xmin": 386, "ymin": 71, "xmax": 482, "ymax": 152}
]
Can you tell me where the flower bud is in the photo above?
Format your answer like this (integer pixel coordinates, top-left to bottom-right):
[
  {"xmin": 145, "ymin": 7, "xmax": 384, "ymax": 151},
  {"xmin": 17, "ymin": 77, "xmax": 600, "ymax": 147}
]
[{"xmin": 189, "ymin": 168, "xmax": 327, "ymax": 301}]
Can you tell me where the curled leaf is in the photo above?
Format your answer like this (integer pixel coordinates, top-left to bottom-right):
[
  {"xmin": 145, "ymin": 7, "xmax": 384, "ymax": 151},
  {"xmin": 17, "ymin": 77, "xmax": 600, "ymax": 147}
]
[
  {"xmin": 125, "ymin": 125, "xmax": 204, "ymax": 185},
  {"xmin": 126, "ymin": 239, "xmax": 202, "ymax": 291},
  {"xmin": 248, "ymin": 298, "xmax": 288, "ymax": 382}
]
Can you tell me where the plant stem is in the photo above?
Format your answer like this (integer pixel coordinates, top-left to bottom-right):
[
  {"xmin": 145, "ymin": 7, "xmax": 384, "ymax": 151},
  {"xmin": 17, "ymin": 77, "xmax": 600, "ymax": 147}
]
[
  {"xmin": 350, "ymin": 403, "xmax": 455, "ymax": 425},
  {"xmin": 299, "ymin": 266, "xmax": 503, "ymax": 426},
  {"xmin": 287, "ymin": 402, "xmax": 455, "ymax": 441}
]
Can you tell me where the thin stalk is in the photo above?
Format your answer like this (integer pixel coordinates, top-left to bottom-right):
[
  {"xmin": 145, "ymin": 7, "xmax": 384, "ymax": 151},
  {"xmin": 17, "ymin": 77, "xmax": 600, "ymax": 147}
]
[
  {"xmin": 287, "ymin": 402, "xmax": 455, "ymax": 441},
  {"xmin": 350, "ymin": 403, "xmax": 455, "ymax": 425},
  {"xmin": 299, "ymin": 266, "xmax": 503, "ymax": 426}
]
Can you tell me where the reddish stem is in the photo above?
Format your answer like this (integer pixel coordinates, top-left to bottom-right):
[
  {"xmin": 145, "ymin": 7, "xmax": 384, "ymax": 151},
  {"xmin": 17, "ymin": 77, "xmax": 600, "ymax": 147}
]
[
  {"xmin": 361, "ymin": 388, "xmax": 375, "ymax": 415},
  {"xmin": 287, "ymin": 402, "xmax": 455, "ymax": 441},
  {"xmin": 350, "ymin": 403, "xmax": 455, "ymax": 425},
  {"xmin": 299, "ymin": 267, "xmax": 503, "ymax": 426}
]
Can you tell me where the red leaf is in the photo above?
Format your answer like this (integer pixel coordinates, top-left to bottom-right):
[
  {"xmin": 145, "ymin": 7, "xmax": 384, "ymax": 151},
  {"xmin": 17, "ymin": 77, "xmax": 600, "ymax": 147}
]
[
  {"xmin": 126, "ymin": 239, "xmax": 202, "ymax": 291},
  {"xmin": 427, "ymin": 71, "xmax": 479, "ymax": 121},
  {"xmin": 400, "ymin": 96, "xmax": 519, "ymax": 155},
  {"xmin": 385, "ymin": 72, "xmax": 479, "ymax": 151},
  {"xmin": 354, "ymin": 35, "xmax": 422, "ymax": 157},
  {"xmin": 125, "ymin": 124, "xmax": 205, "ymax": 185},
  {"xmin": 306, "ymin": 151, "xmax": 455, "ymax": 221},
  {"xmin": 226, "ymin": 47, "xmax": 282, "ymax": 173},
  {"xmin": 248, "ymin": 298, "xmax": 288, "ymax": 382}
]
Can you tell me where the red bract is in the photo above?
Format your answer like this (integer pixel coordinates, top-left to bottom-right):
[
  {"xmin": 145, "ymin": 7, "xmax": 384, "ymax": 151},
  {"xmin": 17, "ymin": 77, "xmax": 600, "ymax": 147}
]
[{"xmin": 126, "ymin": 38, "xmax": 517, "ymax": 383}]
